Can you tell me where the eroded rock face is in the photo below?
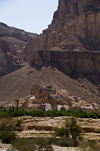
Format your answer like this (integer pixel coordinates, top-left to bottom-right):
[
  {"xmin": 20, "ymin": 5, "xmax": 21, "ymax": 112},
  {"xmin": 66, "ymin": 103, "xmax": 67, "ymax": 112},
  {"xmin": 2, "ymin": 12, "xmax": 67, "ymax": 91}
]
[
  {"xmin": 30, "ymin": 37, "xmax": 100, "ymax": 79},
  {"xmin": 25, "ymin": 0, "xmax": 100, "ymax": 61},
  {"xmin": 25, "ymin": 0, "xmax": 100, "ymax": 85},
  {"xmin": 0, "ymin": 38, "xmax": 24, "ymax": 76},
  {"xmin": 30, "ymin": 49, "xmax": 100, "ymax": 76},
  {"xmin": 0, "ymin": 22, "xmax": 38, "ymax": 76},
  {"xmin": 18, "ymin": 116, "xmax": 100, "ymax": 141}
]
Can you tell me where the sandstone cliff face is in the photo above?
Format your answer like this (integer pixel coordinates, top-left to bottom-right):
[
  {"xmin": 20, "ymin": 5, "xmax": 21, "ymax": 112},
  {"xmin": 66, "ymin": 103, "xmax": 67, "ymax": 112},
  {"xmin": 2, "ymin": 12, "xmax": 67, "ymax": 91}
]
[
  {"xmin": 18, "ymin": 116, "xmax": 100, "ymax": 141},
  {"xmin": 25, "ymin": 0, "xmax": 100, "ymax": 84},
  {"xmin": 25, "ymin": 0, "xmax": 100, "ymax": 57},
  {"xmin": 0, "ymin": 22, "xmax": 38, "ymax": 76},
  {"xmin": 30, "ymin": 49, "xmax": 100, "ymax": 75}
]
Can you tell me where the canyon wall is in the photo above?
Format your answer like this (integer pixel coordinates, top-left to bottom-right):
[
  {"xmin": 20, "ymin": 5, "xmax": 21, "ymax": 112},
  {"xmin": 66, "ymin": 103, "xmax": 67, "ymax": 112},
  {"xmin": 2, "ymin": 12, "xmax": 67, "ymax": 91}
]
[
  {"xmin": 30, "ymin": 50, "xmax": 100, "ymax": 75},
  {"xmin": 0, "ymin": 23, "xmax": 38, "ymax": 76},
  {"xmin": 25, "ymin": 0, "xmax": 100, "ymax": 62}
]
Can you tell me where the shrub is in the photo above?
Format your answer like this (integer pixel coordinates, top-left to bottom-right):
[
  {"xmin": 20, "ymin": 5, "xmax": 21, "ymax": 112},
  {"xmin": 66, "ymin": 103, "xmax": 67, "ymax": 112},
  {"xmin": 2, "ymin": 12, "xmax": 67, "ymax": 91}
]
[
  {"xmin": 60, "ymin": 107, "xmax": 66, "ymax": 112},
  {"xmin": 10, "ymin": 138, "xmax": 54, "ymax": 151},
  {"xmin": 0, "ymin": 118, "xmax": 16, "ymax": 131},
  {"xmin": 0, "ymin": 118, "xmax": 17, "ymax": 144},
  {"xmin": 56, "ymin": 137, "xmax": 73, "ymax": 147},
  {"xmin": 11, "ymin": 138, "xmax": 36, "ymax": 151},
  {"xmin": 0, "ymin": 130, "xmax": 16, "ymax": 144},
  {"xmin": 35, "ymin": 137, "xmax": 54, "ymax": 151},
  {"xmin": 80, "ymin": 140, "xmax": 100, "ymax": 151},
  {"xmin": 46, "ymin": 85, "xmax": 52, "ymax": 89},
  {"xmin": 0, "ymin": 111, "xmax": 10, "ymax": 118}
]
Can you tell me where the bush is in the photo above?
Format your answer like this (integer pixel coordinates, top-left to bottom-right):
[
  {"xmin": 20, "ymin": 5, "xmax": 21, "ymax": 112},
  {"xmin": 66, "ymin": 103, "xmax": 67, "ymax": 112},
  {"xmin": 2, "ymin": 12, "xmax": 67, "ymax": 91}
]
[
  {"xmin": 56, "ymin": 137, "xmax": 73, "ymax": 147},
  {"xmin": 46, "ymin": 85, "xmax": 52, "ymax": 89},
  {"xmin": 0, "ymin": 111, "xmax": 10, "ymax": 118},
  {"xmin": 0, "ymin": 118, "xmax": 17, "ymax": 144},
  {"xmin": 0, "ymin": 118, "xmax": 16, "ymax": 131},
  {"xmin": 10, "ymin": 138, "xmax": 54, "ymax": 151},
  {"xmin": 80, "ymin": 140, "xmax": 100, "ymax": 151},
  {"xmin": 11, "ymin": 138, "xmax": 36, "ymax": 151},
  {"xmin": 35, "ymin": 137, "xmax": 54, "ymax": 151},
  {"xmin": 0, "ymin": 130, "xmax": 16, "ymax": 144},
  {"xmin": 60, "ymin": 107, "xmax": 66, "ymax": 112}
]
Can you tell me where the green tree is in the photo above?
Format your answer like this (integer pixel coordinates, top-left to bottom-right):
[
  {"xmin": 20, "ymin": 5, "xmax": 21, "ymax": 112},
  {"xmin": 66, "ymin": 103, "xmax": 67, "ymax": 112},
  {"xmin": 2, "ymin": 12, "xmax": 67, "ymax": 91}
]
[
  {"xmin": 60, "ymin": 107, "xmax": 66, "ymax": 112},
  {"xmin": 65, "ymin": 117, "xmax": 82, "ymax": 146},
  {"xmin": 54, "ymin": 117, "xmax": 82, "ymax": 147},
  {"xmin": 54, "ymin": 127, "xmax": 69, "ymax": 137},
  {"xmin": 15, "ymin": 99, "xmax": 20, "ymax": 122}
]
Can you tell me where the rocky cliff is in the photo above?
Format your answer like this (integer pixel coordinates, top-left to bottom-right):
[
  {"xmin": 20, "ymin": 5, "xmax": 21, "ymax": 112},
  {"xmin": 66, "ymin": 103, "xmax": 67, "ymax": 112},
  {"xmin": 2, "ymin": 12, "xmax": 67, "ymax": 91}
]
[
  {"xmin": 25, "ymin": 0, "xmax": 100, "ymax": 84},
  {"xmin": 18, "ymin": 116, "xmax": 100, "ymax": 141},
  {"xmin": 0, "ymin": 22, "xmax": 38, "ymax": 76}
]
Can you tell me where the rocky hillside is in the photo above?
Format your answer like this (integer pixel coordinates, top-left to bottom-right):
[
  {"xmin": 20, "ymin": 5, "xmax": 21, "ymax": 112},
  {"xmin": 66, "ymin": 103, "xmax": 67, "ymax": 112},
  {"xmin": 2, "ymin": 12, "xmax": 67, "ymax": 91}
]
[
  {"xmin": 25, "ymin": 0, "xmax": 100, "ymax": 85},
  {"xmin": 0, "ymin": 22, "xmax": 38, "ymax": 76}
]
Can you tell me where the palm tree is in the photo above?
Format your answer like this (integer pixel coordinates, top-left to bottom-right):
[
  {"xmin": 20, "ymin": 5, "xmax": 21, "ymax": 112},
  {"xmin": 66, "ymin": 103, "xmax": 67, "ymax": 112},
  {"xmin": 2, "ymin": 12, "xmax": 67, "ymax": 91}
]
[{"xmin": 15, "ymin": 99, "xmax": 20, "ymax": 121}]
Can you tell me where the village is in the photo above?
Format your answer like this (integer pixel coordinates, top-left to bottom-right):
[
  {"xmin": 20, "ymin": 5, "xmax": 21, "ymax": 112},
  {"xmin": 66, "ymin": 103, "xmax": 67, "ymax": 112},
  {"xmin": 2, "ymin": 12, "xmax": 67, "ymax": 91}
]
[{"xmin": 4, "ymin": 84, "xmax": 100, "ymax": 112}]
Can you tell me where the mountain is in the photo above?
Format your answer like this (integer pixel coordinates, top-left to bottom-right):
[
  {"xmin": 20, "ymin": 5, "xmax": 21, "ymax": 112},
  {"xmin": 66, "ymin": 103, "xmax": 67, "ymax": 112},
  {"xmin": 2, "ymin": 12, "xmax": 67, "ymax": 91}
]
[
  {"xmin": 25, "ymin": 0, "xmax": 100, "ymax": 85},
  {"xmin": 0, "ymin": 0, "xmax": 100, "ymax": 105},
  {"xmin": 0, "ymin": 22, "xmax": 38, "ymax": 76}
]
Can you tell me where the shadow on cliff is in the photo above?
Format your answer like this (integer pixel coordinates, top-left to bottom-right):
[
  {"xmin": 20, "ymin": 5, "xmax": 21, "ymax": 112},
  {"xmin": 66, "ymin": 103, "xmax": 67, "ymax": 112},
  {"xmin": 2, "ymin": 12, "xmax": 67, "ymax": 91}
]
[
  {"xmin": 69, "ymin": 72, "xmax": 100, "ymax": 86},
  {"xmin": 31, "ymin": 64, "xmax": 56, "ymax": 71},
  {"xmin": 31, "ymin": 63, "xmax": 100, "ymax": 86}
]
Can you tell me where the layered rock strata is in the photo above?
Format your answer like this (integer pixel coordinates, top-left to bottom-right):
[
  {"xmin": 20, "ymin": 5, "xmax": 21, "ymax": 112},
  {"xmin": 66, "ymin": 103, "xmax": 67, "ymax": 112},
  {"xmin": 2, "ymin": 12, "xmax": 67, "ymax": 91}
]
[
  {"xmin": 31, "ymin": 49, "xmax": 100, "ymax": 76},
  {"xmin": 18, "ymin": 116, "xmax": 100, "ymax": 141},
  {"xmin": 30, "ymin": 37, "xmax": 100, "ymax": 85},
  {"xmin": 25, "ymin": 0, "xmax": 100, "ymax": 61},
  {"xmin": 25, "ymin": 0, "xmax": 100, "ymax": 85}
]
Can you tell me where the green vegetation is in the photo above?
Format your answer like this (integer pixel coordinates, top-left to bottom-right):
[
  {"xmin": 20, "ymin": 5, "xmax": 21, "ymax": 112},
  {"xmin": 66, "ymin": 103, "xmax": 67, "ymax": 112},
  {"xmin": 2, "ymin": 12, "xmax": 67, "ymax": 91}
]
[
  {"xmin": 9, "ymin": 138, "xmax": 36, "ymax": 151},
  {"xmin": 0, "ymin": 106, "xmax": 100, "ymax": 119},
  {"xmin": 8, "ymin": 137, "xmax": 54, "ymax": 151},
  {"xmin": 0, "ymin": 118, "xmax": 16, "ymax": 143},
  {"xmin": 46, "ymin": 85, "xmax": 52, "ymax": 89},
  {"xmin": 54, "ymin": 117, "xmax": 82, "ymax": 147},
  {"xmin": 80, "ymin": 140, "xmax": 100, "ymax": 151},
  {"xmin": 55, "ymin": 137, "xmax": 73, "ymax": 147},
  {"xmin": 45, "ymin": 85, "xmax": 53, "ymax": 92},
  {"xmin": 60, "ymin": 106, "xmax": 66, "ymax": 112},
  {"xmin": 15, "ymin": 99, "xmax": 20, "ymax": 121},
  {"xmin": 0, "ymin": 110, "xmax": 100, "ymax": 150}
]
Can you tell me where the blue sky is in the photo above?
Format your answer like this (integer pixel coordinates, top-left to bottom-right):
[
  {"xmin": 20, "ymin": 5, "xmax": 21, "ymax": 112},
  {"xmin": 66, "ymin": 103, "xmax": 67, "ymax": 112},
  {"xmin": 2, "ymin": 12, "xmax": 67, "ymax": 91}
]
[{"xmin": 0, "ymin": 0, "xmax": 58, "ymax": 34}]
